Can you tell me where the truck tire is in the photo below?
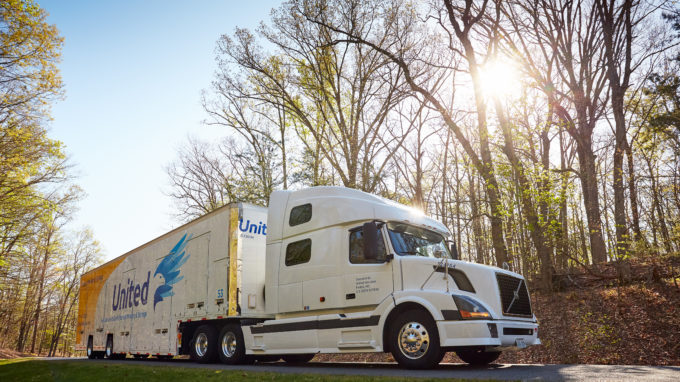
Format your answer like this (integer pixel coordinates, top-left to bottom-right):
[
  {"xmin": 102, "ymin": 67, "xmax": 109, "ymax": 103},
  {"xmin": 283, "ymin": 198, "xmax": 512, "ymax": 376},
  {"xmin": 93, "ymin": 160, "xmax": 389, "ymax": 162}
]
[
  {"xmin": 282, "ymin": 353, "xmax": 315, "ymax": 364},
  {"xmin": 388, "ymin": 310, "xmax": 444, "ymax": 369},
  {"xmin": 87, "ymin": 336, "xmax": 95, "ymax": 359},
  {"xmin": 456, "ymin": 348, "xmax": 501, "ymax": 365},
  {"xmin": 191, "ymin": 325, "xmax": 218, "ymax": 363},
  {"xmin": 105, "ymin": 335, "xmax": 114, "ymax": 359},
  {"xmin": 217, "ymin": 325, "xmax": 248, "ymax": 364}
]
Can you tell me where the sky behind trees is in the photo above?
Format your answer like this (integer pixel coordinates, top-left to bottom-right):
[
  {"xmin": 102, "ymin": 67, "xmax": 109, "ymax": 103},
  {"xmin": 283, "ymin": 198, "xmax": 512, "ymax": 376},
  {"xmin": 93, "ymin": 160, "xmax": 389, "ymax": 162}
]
[{"xmin": 39, "ymin": 0, "xmax": 281, "ymax": 260}]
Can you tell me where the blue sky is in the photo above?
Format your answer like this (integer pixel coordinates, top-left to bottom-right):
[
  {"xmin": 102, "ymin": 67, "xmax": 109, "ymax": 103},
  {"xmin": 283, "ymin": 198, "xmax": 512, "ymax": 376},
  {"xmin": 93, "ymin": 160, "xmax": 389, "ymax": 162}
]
[{"xmin": 39, "ymin": 0, "xmax": 282, "ymax": 261}]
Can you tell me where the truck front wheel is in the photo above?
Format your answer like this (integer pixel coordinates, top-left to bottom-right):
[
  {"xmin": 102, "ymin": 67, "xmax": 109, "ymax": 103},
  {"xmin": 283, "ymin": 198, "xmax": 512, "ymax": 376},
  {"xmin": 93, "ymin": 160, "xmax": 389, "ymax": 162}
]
[
  {"xmin": 191, "ymin": 325, "xmax": 218, "ymax": 363},
  {"xmin": 218, "ymin": 325, "xmax": 247, "ymax": 364},
  {"xmin": 456, "ymin": 348, "xmax": 501, "ymax": 365},
  {"xmin": 389, "ymin": 310, "xmax": 444, "ymax": 369}
]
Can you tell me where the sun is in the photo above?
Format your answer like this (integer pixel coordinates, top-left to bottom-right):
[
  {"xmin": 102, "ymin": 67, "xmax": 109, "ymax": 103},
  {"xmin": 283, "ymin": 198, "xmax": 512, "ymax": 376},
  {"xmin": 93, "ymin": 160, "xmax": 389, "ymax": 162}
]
[{"xmin": 478, "ymin": 59, "xmax": 522, "ymax": 100}]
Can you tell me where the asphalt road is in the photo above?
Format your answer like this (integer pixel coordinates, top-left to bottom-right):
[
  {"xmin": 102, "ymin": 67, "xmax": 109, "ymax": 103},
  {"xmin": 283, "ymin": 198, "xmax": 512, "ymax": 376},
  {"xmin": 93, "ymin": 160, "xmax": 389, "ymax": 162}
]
[{"xmin": 48, "ymin": 357, "xmax": 680, "ymax": 381}]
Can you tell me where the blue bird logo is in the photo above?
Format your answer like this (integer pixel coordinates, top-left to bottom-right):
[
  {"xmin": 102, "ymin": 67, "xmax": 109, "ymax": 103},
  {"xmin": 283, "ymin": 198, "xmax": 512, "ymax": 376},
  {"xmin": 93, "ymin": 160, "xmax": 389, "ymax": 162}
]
[{"xmin": 153, "ymin": 233, "xmax": 191, "ymax": 310}]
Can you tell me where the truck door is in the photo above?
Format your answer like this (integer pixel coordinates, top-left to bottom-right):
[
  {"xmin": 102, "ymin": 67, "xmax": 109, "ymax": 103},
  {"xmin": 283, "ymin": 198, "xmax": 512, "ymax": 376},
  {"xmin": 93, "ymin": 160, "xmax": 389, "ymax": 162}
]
[{"xmin": 342, "ymin": 225, "xmax": 394, "ymax": 308}]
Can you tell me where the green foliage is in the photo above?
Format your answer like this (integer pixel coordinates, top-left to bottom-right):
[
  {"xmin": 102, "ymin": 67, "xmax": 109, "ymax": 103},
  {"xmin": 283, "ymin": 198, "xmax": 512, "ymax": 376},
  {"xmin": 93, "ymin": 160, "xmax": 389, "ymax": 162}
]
[
  {"xmin": 0, "ymin": 0, "xmax": 101, "ymax": 357},
  {"xmin": 1, "ymin": 0, "xmax": 67, "ymax": 263}
]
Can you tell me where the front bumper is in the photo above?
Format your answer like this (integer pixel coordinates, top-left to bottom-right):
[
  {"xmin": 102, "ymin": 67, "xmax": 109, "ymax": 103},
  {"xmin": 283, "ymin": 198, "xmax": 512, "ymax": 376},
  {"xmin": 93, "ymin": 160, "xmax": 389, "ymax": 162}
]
[{"xmin": 437, "ymin": 319, "xmax": 540, "ymax": 349}]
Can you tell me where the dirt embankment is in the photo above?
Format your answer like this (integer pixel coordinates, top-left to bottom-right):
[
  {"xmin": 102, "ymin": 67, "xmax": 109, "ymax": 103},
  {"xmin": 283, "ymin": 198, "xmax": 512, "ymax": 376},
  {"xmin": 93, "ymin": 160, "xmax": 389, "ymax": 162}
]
[
  {"xmin": 0, "ymin": 349, "xmax": 35, "ymax": 359},
  {"xmin": 500, "ymin": 281, "xmax": 679, "ymax": 365}
]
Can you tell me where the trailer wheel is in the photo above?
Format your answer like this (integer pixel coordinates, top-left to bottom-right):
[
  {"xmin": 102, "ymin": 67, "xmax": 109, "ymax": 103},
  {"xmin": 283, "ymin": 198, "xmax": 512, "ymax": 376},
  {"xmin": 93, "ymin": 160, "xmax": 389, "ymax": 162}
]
[
  {"xmin": 456, "ymin": 348, "xmax": 501, "ymax": 365},
  {"xmin": 105, "ymin": 335, "xmax": 114, "ymax": 359},
  {"xmin": 191, "ymin": 325, "xmax": 218, "ymax": 363},
  {"xmin": 388, "ymin": 310, "xmax": 444, "ymax": 369},
  {"xmin": 282, "ymin": 353, "xmax": 315, "ymax": 364},
  {"xmin": 87, "ymin": 336, "xmax": 95, "ymax": 359},
  {"xmin": 217, "ymin": 325, "xmax": 248, "ymax": 364}
]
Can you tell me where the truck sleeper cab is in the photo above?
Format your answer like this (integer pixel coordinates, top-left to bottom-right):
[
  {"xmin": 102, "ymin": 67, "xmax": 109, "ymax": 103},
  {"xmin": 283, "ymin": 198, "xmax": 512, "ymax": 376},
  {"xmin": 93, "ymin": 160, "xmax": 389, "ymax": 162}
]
[{"xmin": 77, "ymin": 187, "xmax": 539, "ymax": 369}]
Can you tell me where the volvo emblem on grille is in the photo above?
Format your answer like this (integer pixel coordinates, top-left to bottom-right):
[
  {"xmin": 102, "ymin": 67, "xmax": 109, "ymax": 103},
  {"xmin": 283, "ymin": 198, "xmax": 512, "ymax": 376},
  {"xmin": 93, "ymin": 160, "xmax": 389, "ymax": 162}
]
[{"xmin": 506, "ymin": 279, "xmax": 523, "ymax": 313}]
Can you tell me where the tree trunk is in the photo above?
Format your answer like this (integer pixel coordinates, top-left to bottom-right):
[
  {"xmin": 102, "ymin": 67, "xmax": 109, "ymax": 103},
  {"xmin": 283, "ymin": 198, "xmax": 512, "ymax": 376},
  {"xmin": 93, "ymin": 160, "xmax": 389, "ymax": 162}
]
[
  {"xmin": 469, "ymin": 171, "xmax": 485, "ymax": 264},
  {"xmin": 30, "ymin": 240, "xmax": 51, "ymax": 354},
  {"xmin": 625, "ymin": 141, "xmax": 644, "ymax": 244},
  {"xmin": 597, "ymin": 0, "xmax": 633, "ymax": 260},
  {"xmin": 16, "ymin": 264, "xmax": 38, "ymax": 353},
  {"xmin": 558, "ymin": 129, "xmax": 570, "ymax": 270},
  {"xmin": 646, "ymin": 156, "xmax": 672, "ymax": 253},
  {"xmin": 494, "ymin": 98, "xmax": 553, "ymax": 290},
  {"xmin": 576, "ymin": 138, "xmax": 608, "ymax": 263}
]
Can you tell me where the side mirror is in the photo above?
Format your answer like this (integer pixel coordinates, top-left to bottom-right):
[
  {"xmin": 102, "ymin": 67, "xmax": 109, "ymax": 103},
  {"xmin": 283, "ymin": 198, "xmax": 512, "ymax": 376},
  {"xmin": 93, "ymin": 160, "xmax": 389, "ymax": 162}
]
[
  {"xmin": 450, "ymin": 242, "xmax": 459, "ymax": 260},
  {"xmin": 363, "ymin": 221, "xmax": 379, "ymax": 260}
]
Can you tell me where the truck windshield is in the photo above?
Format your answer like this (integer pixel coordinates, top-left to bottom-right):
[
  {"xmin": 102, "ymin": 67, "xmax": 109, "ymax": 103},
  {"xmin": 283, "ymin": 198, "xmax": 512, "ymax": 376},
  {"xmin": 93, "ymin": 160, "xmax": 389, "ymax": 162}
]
[{"xmin": 387, "ymin": 222, "xmax": 451, "ymax": 259}]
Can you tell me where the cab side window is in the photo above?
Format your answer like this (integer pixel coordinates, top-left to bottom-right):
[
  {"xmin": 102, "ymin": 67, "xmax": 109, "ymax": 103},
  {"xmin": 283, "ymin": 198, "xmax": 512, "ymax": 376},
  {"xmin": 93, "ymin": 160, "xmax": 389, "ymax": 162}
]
[
  {"xmin": 285, "ymin": 239, "xmax": 311, "ymax": 266},
  {"xmin": 349, "ymin": 227, "xmax": 387, "ymax": 264},
  {"xmin": 289, "ymin": 204, "xmax": 312, "ymax": 226}
]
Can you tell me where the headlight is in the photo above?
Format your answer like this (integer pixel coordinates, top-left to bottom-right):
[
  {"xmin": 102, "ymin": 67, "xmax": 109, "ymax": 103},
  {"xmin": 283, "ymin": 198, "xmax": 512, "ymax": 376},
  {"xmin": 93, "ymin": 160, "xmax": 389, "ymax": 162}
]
[{"xmin": 452, "ymin": 295, "xmax": 491, "ymax": 319}]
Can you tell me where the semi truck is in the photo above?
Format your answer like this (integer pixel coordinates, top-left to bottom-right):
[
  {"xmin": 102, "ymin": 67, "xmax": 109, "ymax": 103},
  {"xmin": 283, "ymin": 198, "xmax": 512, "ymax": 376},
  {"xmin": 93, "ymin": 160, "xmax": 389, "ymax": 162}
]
[{"xmin": 76, "ymin": 187, "xmax": 539, "ymax": 369}]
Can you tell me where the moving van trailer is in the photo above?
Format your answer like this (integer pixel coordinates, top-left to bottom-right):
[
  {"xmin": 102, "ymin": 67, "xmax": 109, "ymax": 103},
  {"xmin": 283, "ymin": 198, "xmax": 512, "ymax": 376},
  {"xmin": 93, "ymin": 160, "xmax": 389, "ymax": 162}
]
[{"xmin": 77, "ymin": 187, "xmax": 539, "ymax": 369}]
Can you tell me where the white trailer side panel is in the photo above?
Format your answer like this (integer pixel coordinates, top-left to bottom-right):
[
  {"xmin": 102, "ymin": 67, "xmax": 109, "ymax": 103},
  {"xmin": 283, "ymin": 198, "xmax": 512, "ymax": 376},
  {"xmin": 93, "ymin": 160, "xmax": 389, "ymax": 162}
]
[{"xmin": 77, "ymin": 203, "xmax": 269, "ymax": 354}]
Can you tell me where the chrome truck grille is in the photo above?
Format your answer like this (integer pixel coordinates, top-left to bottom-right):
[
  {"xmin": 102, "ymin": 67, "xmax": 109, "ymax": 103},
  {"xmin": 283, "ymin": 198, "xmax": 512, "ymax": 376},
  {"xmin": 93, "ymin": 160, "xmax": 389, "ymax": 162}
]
[{"xmin": 496, "ymin": 273, "xmax": 533, "ymax": 317}]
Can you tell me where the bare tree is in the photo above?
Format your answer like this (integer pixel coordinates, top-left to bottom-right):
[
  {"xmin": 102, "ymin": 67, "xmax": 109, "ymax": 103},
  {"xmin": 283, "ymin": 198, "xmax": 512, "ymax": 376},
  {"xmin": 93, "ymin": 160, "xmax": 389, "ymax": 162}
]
[
  {"xmin": 499, "ymin": 0, "xmax": 611, "ymax": 263},
  {"xmin": 214, "ymin": 1, "xmax": 414, "ymax": 192},
  {"xmin": 47, "ymin": 229, "xmax": 101, "ymax": 356},
  {"xmin": 301, "ymin": 0, "xmax": 513, "ymax": 265}
]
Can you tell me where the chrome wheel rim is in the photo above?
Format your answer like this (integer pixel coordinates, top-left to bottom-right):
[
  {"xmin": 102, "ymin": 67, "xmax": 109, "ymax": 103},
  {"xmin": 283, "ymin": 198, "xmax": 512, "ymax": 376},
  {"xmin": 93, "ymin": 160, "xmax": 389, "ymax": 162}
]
[
  {"xmin": 221, "ymin": 331, "xmax": 237, "ymax": 358},
  {"xmin": 195, "ymin": 332, "xmax": 208, "ymax": 357},
  {"xmin": 398, "ymin": 321, "xmax": 430, "ymax": 359}
]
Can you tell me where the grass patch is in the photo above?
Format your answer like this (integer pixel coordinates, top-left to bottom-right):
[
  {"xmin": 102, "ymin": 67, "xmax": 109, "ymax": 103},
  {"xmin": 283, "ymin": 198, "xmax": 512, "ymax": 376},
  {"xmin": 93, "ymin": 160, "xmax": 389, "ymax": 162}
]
[{"xmin": 0, "ymin": 358, "xmax": 473, "ymax": 382}]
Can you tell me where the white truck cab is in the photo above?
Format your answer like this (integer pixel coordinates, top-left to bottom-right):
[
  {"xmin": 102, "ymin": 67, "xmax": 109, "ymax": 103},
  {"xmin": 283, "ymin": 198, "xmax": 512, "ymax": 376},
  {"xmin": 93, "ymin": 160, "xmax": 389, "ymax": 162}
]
[
  {"xmin": 77, "ymin": 186, "xmax": 539, "ymax": 369},
  {"xmin": 243, "ymin": 187, "xmax": 539, "ymax": 368}
]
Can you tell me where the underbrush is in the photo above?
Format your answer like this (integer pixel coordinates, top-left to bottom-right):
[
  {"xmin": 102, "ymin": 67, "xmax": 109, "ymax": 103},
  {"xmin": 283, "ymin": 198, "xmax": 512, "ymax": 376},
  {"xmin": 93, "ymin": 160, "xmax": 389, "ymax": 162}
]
[{"xmin": 498, "ymin": 279, "xmax": 680, "ymax": 365}]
